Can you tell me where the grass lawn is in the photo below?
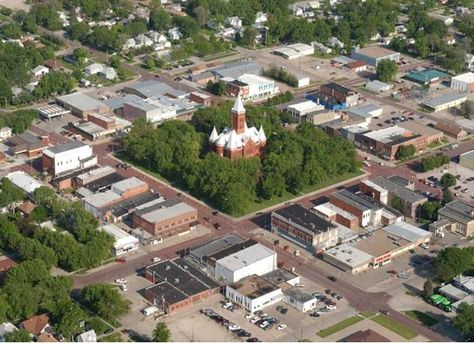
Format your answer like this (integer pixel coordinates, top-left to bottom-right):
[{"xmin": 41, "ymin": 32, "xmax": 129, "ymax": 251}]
[
  {"xmin": 114, "ymin": 152, "xmax": 362, "ymax": 217},
  {"xmin": 99, "ymin": 332, "xmax": 123, "ymax": 342},
  {"xmin": 202, "ymin": 50, "xmax": 238, "ymax": 61},
  {"xmin": 403, "ymin": 311, "xmax": 438, "ymax": 327},
  {"xmin": 360, "ymin": 311, "xmax": 376, "ymax": 318},
  {"xmin": 371, "ymin": 314, "xmax": 418, "ymax": 340},
  {"xmin": 86, "ymin": 317, "xmax": 112, "ymax": 335},
  {"xmin": 317, "ymin": 315, "xmax": 364, "ymax": 338}
]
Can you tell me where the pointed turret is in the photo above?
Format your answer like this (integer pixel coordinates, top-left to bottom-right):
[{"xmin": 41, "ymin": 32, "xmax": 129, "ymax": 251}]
[
  {"xmin": 209, "ymin": 126, "xmax": 218, "ymax": 142},
  {"xmin": 232, "ymin": 93, "xmax": 246, "ymax": 114},
  {"xmin": 258, "ymin": 125, "xmax": 267, "ymax": 142}
]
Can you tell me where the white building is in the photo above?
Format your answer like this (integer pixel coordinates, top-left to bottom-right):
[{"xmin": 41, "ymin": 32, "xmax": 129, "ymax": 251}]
[
  {"xmin": 254, "ymin": 12, "xmax": 268, "ymax": 25},
  {"xmin": 274, "ymin": 43, "xmax": 314, "ymax": 60},
  {"xmin": 237, "ymin": 74, "xmax": 279, "ymax": 100},
  {"xmin": 423, "ymin": 92, "xmax": 467, "ymax": 112},
  {"xmin": 84, "ymin": 63, "xmax": 104, "ymax": 75},
  {"xmin": 287, "ymin": 100, "xmax": 325, "ymax": 123},
  {"xmin": 37, "ymin": 104, "xmax": 71, "ymax": 120},
  {"xmin": 168, "ymin": 27, "xmax": 183, "ymax": 40},
  {"xmin": 6, "ymin": 171, "xmax": 42, "ymax": 195},
  {"xmin": 76, "ymin": 330, "xmax": 97, "ymax": 343},
  {"xmin": 284, "ymin": 287, "xmax": 318, "ymax": 312},
  {"xmin": 42, "ymin": 141, "xmax": 97, "ymax": 177},
  {"xmin": 84, "ymin": 63, "xmax": 117, "ymax": 80},
  {"xmin": 32, "ymin": 65, "xmax": 49, "ymax": 78},
  {"xmin": 100, "ymin": 224, "xmax": 139, "ymax": 255},
  {"xmin": 365, "ymin": 80, "xmax": 393, "ymax": 93},
  {"xmin": 225, "ymin": 16, "xmax": 242, "ymax": 28},
  {"xmin": 0, "ymin": 127, "xmax": 12, "ymax": 141},
  {"xmin": 451, "ymin": 72, "xmax": 474, "ymax": 93},
  {"xmin": 215, "ymin": 243, "xmax": 276, "ymax": 283},
  {"xmin": 0, "ymin": 323, "xmax": 17, "ymax": 342},
  {"xmin": 225, "ymin": 275, "xmax": 284, "ymax": 313},
  {"xmin": 347, "ymin": 103, "xmax": 383, "ymax": 119},
  {"xmin": 466, "ymin": 54, "xmax": 474, "ymax": 71}
]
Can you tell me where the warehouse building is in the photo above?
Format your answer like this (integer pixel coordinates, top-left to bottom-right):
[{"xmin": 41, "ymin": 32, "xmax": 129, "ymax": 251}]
[
  {"xmin": 287, "ymin": 100, "xmax": 325, "ymax": 123},
  {"xmin": 405, "ymin": 69, "xmax": 449, "ymax": 86},
  {"xmin": 124, "ymin": 80, "xmax": 188, "ymax": 99},
  {"xmin": 350, "ymin": 46, "xmax": 400, "ymax": 67},
  {"xmin": 56, "ymin": 93, "xmax": 110, "ymax": 118},
  {"xmin": 206, "ymin": 240, "xmax": 259, "ymax": 272},
  {"xmin": 435, "ymin": 121, "xmax": 467, "ymax": 139},
  {"xmin": 144, "ymin": 258, "xmax": 220, "ymax": 314},
  {"xmin": 100, "ymin": 223, "xmax": 139, "ymax": 255},
  {"xmin": 283, "ymin": 287, "xmax": 318, "ymax": 312},
  {"xmin": 225, "ymin": 275, "xmax": 284, "ymax": 313},
  {"xmin": 214, "ymin": 243, "xmax": 277, "ymax": 283},
  {"xmin": 347, "ymin": 103, "xmax": 383, "ymax": 120},
  {"xmin": 365, "ymin": 80, "xmax": 393, "ymax": 93},
  {"xmin": 271, "ymin": 204, "xmax": 339, "ymax": 253},
  {"xmin": 423, "ymin": 92, "xmax": 467, "ymax": 112},
  {"xmin": 189, "ymin": 234, "xmax": 244, "ymax": 264},
  {"xmin": 323, "ymin": 244, "xmax": 373, "ymax": 274},
  {"xmin": 273, "ymin": 43, "xmax": 314, "ymax": 60},
  {"xmin": 451, "ymin": 72, "xmax": 474, "ymax": 93},
  {"xmin": 6, "ymin": 171, "xmax": 42, "ymax": 195}
]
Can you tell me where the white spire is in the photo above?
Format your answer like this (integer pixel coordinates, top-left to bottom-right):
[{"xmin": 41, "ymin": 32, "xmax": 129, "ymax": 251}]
[
  {"xmin": 209, "ymin": 126, "xmax": 218, "ymax": 142},
  {"xmin": 258, "ymin": 125, "xmax": 266, "ymax": 142},
  {"xmin": 232, "ymin": 93, "xmax": 245, "ymax": 114}
]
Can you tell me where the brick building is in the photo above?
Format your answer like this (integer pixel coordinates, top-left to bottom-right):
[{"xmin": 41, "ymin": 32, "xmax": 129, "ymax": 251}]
[
  {"xmin": 208, "ymin": 95, "xmax": 266, "ymax": 160},
  {"xmin": 143, "ymin": 258, "xmax": 220, "ymax": 314},
  {"xmin": 132, "ymin": 198, "xmax": 198, "ymax": 238},
  {"xmin": 320, "ymin": 83, "xmax": 359, "ymax": 107},
  {"xmin": 6, "ymin": 132, "xmax": 49, "ymax": 157}
]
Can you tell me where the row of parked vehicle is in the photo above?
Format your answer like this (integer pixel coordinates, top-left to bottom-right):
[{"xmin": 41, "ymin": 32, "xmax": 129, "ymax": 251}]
[
  {"xmin": 308, "ymin": 291, "xmax": 342, "ymax": 317},
  {"xmin": 200, "ymin": 308, "xmax": 260, "ymax": 341},
  {"xmin": 245, "ymin": 310, "xmax": 286, "ymax": 331}
]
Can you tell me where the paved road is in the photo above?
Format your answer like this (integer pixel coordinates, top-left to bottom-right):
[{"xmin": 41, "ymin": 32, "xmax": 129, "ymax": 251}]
[{"xmin": 75, "ymin": 140, "xmax": 457, "ymax": 341}]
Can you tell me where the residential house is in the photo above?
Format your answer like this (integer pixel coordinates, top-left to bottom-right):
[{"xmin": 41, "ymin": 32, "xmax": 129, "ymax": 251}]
[
  {"xmin": 168, "ymin": 27, "xmax": 183, "ymax": 40},
  {"xmin": 32, "ymin": 66, "xmax": 49, "ymax": 78},
  {"xmin": 84, "ymin": 63, "xmax": 104, "ymax": 75},
  {"xmin": 123, "ymin": 38, "xmax": 136, "ymax": 50},
  {"xmin": 76, "ymin": 330, "xmax": 97, "ymax": 342},
  {"xmin": 254, "ymin": 12, "xmax": 268, "ymax": 25},
  {"xmin": 20, "ymin": 314, "xmax": 51, "ymax": 338},
  {"xmin": 327, "ymin": 37, "xmax": 344, "ymax": 49},
  {"xmin": 225, "ymin": 16, "xmax": 242, "ymax": 28},
  {"xmin": 466, "ymin": 54, "xmax": 474, "ymax": 71},
  {"xmin": 135, "ymin": 33, "xmax": 153, "ymax": 47}
]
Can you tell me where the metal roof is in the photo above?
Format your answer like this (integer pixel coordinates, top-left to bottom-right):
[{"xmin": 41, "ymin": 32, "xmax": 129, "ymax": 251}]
[
  {"xmin": 423, "ymin": 92, "xmax": 467, "ymax": 108},
  {"xmin": 382, "ymin": 222, "xmax": 431, "ymax": 242},
  {"xmin": 216, "ymin": 243, "xmax": 275, "ymax": 272},
  {"xmin": 56, "ymin": 93, "xmax": 108, "ymax": 111},
  {"xmin": 190, "ymin": 234, "xmax": 244, "ymax": 261}
]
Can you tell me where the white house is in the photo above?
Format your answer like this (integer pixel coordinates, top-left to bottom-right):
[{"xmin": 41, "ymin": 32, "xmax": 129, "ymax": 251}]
[
  {"xmin": 466, "ymin": 53, "xmax": 474, "ymax": 71},
  {"xmin": 42, "ymin": 141, "xmax": 97, "ymax": 177},
  {"xmin": 327, "ymin": 36, "xmax": 344, "ymax": 48},
  {"xmin": 218, "ymin": 27, "xmax": 236, "ymax": 39},
  {"xmin": 123, "ymin": 38, "xmax": 136, "ymax": 50},
  {"xmin": 84, "ymin": 63, "xmax": 104, "ymax": 75},
  {"xmin": 168, "ymin": 27, "xmax": 183, "ymax": 40},
  {"xmin": 225, "ymin": 16, "xmax": 242, "ymax": 28},
  {"xmin": 76, "ymin": 330, "xmax": 97, "ymax": 342},
  {"xmin": 135, "ymin": 33, "xmax": 153, "ymax": 47},
  {"xmin": 100, "ymin": 67, "xmax": 117, "ymax": 80},
  {"xmin": 214, "ymin": 243, "xmax": 277, "ymax": 283},
  {"xmin": 149, "ymin": 31, "xmax": 168, "ymax": 44},
  {"xmin": 225, "ymin": 275, "xmax": 284, "ymax": 313},
  {"xmin": 32, "ymin": 65, "xmax": 49, "ymax": 78},
  {"xmin": 255, "ymin": 12, "xmax": 268, "ymax": 25}
]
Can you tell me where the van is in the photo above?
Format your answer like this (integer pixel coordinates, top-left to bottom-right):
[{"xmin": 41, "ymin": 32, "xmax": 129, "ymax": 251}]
[{"xmin": 143, "ymin": 306, "xmax": 159, "ymax": 317}]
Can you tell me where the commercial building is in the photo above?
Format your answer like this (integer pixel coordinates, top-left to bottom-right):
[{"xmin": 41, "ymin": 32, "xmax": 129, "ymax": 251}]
[
  {"xmin": 460, "ymin": 150, "xmax": 474, "ymax": 171},
  {"xmin": 189, "ymin": 234, "xmax": 244, "ymax": 264},
  {"xmin": 283, "ymin": 287, "xmax": 318, "ymax": 312},
  {"xmin": 100, "ymin": 224, "xmax": 139, "ymax": 255},
  {"xmin": 423, "ymin": 92, "xmax": 467, "ymax": 112},
  {"xmin": 405, "ymin": 69, "xmax": 449, "ymax": 86},
  {"xmin": 365, "ymin": 80, "xmax": 393, "ymax": 93},
  {"xmin": 56, "ymin": 93, "xmax": 110, "ymax": 118},
  {"xmin": 262, "ymin": 269, "xmax": 300, "ymax": 288},
  {"xmin": 287, "ymin": 100, "xmax": 325, "ymax": 123},
  {"xmin": 350, "ymin": 46, "xmax": 400, "ymax": 67},
  {"xmin": 320, "ymin": 83, "xmax": 359, "ymax": 107},
  {"xmin": 225, "ymin": 275, "xmax": 284, "ymax": 313},
  {"xmin": 271, "ymin": 204, "xmax": 339, "ymax": 253},
  {"xmin": 132, "ymin": 198, "xmax": 198, "ymax": 238},
  {"xmin": 435, "ymin": 120, "xmax": 467, "ymax": 139},
  {"xmin": 37, "ymin": 104, "xmax": 71, "ymax": 120},
  {"xmin": 42, "ymin": 141, "xmax": 97, "ymax": 178},
  {"xmin": 450, "ymin": 72, "xmax": 474, "ymax": 93},
  {"xmin": 273, "ymin": 43, "xmax": 314, "ymax": 60},
  {"xmin": 314, "ymin": 202, "xmax": 359, "ymax": 230},
  {"xmin": 122, "ymin": 94, "xmax": 177, "ymax": 123},
  {"xmin": 83, "ymin": 177, "xmax": 149, "ymax": 219},
  {"xmin": 214, "ymin": 243, "xmax": 277, "ymax": 283},
  {"xmin": 144, "ymin": 258, "xmax": 220, "ymax": 314},
  {"xmin": 6, "ymin": 132, "xmax": 49, "ymax": 157},
  {"xmin": 323, "ymin": 244, "xmax": 373, "ymax": 274},
  {"xmin": 6, "ymin": 171, "xmax": 42, "ymax": 195},
  {"xmin": 436, "ymin": 200, "xmax": 474, "ymax": 237},
  {"xmin": 346, "ymin": 60, "xmax": 368, "ymax": 72},
  {"xmin": 235, "ymin": 74, "xmax": 279, "ymax": 100},
  {"xmin": 347, "ymin": 103, "xmax": 383, "ymax": 120},
  {"xmin": 124, "ymin": 80, "xmax": 188, "ymax": 99},
  {"xmin": 360, "ymin": 176, "xmax": 427, "ymax": 218},
  {"xmin": 329, "ymin": 190, "xmax": 383, "ymax": 228},
  {"xmin": 210, "ymin": 61, "xmax": 262, "ymax": 80}
]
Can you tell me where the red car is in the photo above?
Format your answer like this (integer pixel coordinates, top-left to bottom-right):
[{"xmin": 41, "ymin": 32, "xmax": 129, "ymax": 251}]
[
  {"xmin": 115, "ymin": 257, "xmax": 126, "ymax": 263},
  {"xmin": 387, "ymin": 270, "xmax": 397, "ymax": 275}
]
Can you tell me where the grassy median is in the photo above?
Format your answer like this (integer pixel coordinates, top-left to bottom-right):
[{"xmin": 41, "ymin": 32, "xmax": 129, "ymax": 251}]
[
  {"xmin": 403, "ymin": 310, "xmax": 438, "ymax": 327},
  {"xmin": 371, "ymin": 314, "xmax": 418, "ymax": 340},
  {"xmin": 317, "ymin": 315, "xmax": 364, "ymax": 338}
]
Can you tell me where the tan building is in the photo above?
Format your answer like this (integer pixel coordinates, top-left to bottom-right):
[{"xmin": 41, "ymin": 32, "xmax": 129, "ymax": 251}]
[
  {"xmin": 133, "ymin": 198, "xmax": 198, "ymax": 238},
  {"xmin": 56, "ymin": 93, "xmax": 110, "ymax": 118},
  {"xmin": 459, "ymin": 150, "xmax": 474, "ymax": 171},
  {"xmin": 436, "ymin": 200, "xmax": 474, "ymax": 237}
]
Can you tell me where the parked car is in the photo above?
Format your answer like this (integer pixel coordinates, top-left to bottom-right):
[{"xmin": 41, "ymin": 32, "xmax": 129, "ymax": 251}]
[
  {"xmin": 277, "ymin": 324, "xmax": 287, "ymax": 331},
  {"xmin": 115, "ymin": 278, "xmax": 127, "ymax": 284},
  {"xmin": 214, "ymin": 223, "xmax": 221, "ymax": 230},
  {"xmin": 328, "ymin": 276, "xmax": 337, "ymax": 281},
  {"xmin": 326, "ymin": 305, "xmax": 337, "ymax": 310},
  {"xmin": 280, "ymin": 308, "xmax": 288, "ymax": 315}
]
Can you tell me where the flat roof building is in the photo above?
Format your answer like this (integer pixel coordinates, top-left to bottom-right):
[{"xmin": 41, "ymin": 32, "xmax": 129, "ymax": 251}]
[
  {"xmin": 423, "ymin": 92, "xmax": 467, "ymax": 112},
  {"xmin": 435, "ymin": 120, "xmax": 467, "ymax": 139},
  {"xmin": 451, "ymin": 72, "xmax": 474, "ymax": 93},
  {"xmin": 437, "ymin": 200, "xmax": 474, "ymax": 237},
  {"xmin": 6, "ymin": 132, "xmax": 49, "ymax": 157},
  {"xmin": 56, "ymin": 93, "xmax": 110, "ymax": 118},
  {"xmin": 287, "ymin": 100, "xmax": 325, "ymax": 123},
  {"xmin": 37, "ymin": 104, "xmax": 71, "ymax": 120},
  {"xmin": 274, "ymin": 43, "xmax": 314, "ymax": 60},
  {"xmin": 100, "ymin": 223, "xmax": 139, "ymax": 256},
  {"xmin": 350, "ymin": 46, "xmax": 400, "ymax": 67},
  {"xmin": 283, "ymin": 287, "xmax": 317, "ymax": 312},
  {"xmin": 271, "ymin": 204, "xmax": 338, "ymax": 253},
  {"xmin": 124, "ymin": 80, "xmax": 188, "ymax": 99},
  {"xmin": 225, "ymin": 275, "xmax": 284, "ymax": 313},
  {"xmin": 347, "ymin": 103, "xmax": 383, "ymax": 120},
  {"xmin": 405, "ymin": 69, "xmax": 449, "ymax": 86},
  {"xmin": 132, "ymin": 198, "xmax": 198, "ymax": 238},
  {"xmin": 214, "ymin": 243, "xmax": 277, "ymax": 283},
  {"xmin": 189, "ymin": 234, "xmax": 244, "ymax": 264},
  {"xmin": 6, "ymin": 171, "xmax": 42, "ymax": 195},
  {"xmin": 323, "ymin": 243, "xmax": 373, "ymax": 274},
  {"xmin": 42, "ymin": 141, "xmax": 97, "ymax": 178}
]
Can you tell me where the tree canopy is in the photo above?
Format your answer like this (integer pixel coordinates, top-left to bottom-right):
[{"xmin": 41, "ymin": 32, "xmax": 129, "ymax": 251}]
[
  {"xmin": 453, "ymin": 303, "xmax": 474, "ymax": 341},
  {"xmin": 433, "ymin": 246, "xmax": 474, "ymax": 281},
  {"xmin": 152, "ymin": 322, "xmax": 171, "ymax": 342},
  {"xmin": 376, "ymin": 60, "xmax": 398, "ymax": 83},
  {"xmin": 81, "ymin": 284, "xmax": 131, "ymax": 321}
]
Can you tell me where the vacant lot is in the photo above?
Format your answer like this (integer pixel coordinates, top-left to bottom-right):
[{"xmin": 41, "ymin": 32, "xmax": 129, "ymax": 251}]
[
  {"xmin": 317, "ymin": 315, "xmax": 364, "ymax": 338},
  {"xmin": 371, "ymin": 314, "xmax": 418, "ymax": 340}
]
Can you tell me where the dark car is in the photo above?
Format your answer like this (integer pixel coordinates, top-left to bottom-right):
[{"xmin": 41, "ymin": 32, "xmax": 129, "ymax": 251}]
[
  {"xmin": 212, "ymin": 210, "xmax": 219, "ymax": 215},
  {"xmin": 280, "ymin": 308, "xmax": 288, "ymax": 314},
  {"xmin": 328, "ymin": 276, "xmax": 337, "ymax": 281},
  {"xmin": 325, "ymin": 289, "xmax": 331, "ymax": 294},
  {"xmin": 246, "ymin": 338, "xmax": 261, "ymax": 342},
  {"xmin": 380, "ymin": 310, "xmax": 390, "ymax": 316},
  {"xmin": 236, "ymin": 330, "xmax": 251, "ymax": 337},
  {"xmin": 214, "ymin": 223, "xmax": 221, "ymax": 230}
]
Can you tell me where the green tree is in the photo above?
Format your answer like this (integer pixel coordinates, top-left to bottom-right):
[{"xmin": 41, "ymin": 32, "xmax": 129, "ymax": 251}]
[
  {"xmin": 453, "ymin": 303, "xmax": 474, "ymax": 340},
  {"xmin": 239, "ymin": 27, "xmax": 257, "ymax": 47},
  {"xmin": 0, "ymin": 77, "xmax": 12, "ymax": 107},
  {"xmin": 460, "ymin": 101, "xmax": 474, "ymax": 119},
  {"xmin": 420, "ymin": 201, "xmax": 442, "ymax": 221},
  {"xmin": 433, "ymin": 247, "xmax": 474, "ymax": 281},
  {"xmin": 442, "ymin": 188, "xmax": 454, "ymax": 205},
  {"xmin": 81, "ymin": 284, "xmax": 131, "ymax": 321},
  {"xmin": 50, "ymin": 300, "xmax": 85, "ymax": 340},
  {"xmin": 5, "ymin": 329, "xmax": 31, "ymax": 342},
  {"xmin": 149, "ymin": 7, "xmax": 171, "ymax": 31},
  {"xmin": 395, "ymin": 144, "xmax": 416, "ymax": 160},
  {"xmin": 68, "ymin": 21, "xmax": 90, "ymax": 41},
  {"xmin": 145, "ymin": 57, "xmax": 156, "ymax": 70},
  {"xmin": 376, "ymin": 60, "xmax": 398, "ymax": 83},
  {"xmin": 172, "ymin": 16, "xmax": 198, "ymax": 38},
  {"xmin": 152, "ymin": 322, "xmax": 171, "ymax": 342},
  {"xmin": 390, "ymin": 196, "xmax": 404, "ymax": 212},
  {"xmin": 422, "ymin": 279, "xmax": 433, "ymax": 299},
  {"xmin": 440, "ymin": 173, "xmax": 456, "ymax": 188},
  {"xmin": 193, "ymin": 6, "xmax": 209, "ymax": 28},
  {"xmin": 0, "ymin": 178, "xmax": 26, "ymax": 207}
]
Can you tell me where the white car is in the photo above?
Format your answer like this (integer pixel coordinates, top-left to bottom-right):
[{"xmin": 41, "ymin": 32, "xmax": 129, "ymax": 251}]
[
  {"xmin": 115, "ymin": 278, "xmax": 127, "ymax": 284},
  {"xmin": 326, "ymin": 305, "xmax": 337, "ymax": 310},
  {"xmin": 228, "ymin": 324, "xmax": 240, "ymax": 331},
  {"xmin": 259, "ymin": 321, "xmax": 269, "ymax": 328},
  {"xmin": 120, "ymin": 284, "xmax": 128, "ymax": 292},
  {"xmin": 151, "ymin": 257, "xmax": 161, "ymax": 263},
  {"xmin": 250, "ymin": 317, "xmax": 260, "ymax": 324},
  {"xmin": 277, "ymin": 324, "xmax": 287, "ymax": 331},
  {"xmin": 245, "ymin": 314, "xmax": 254, "ymax": 320}
]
